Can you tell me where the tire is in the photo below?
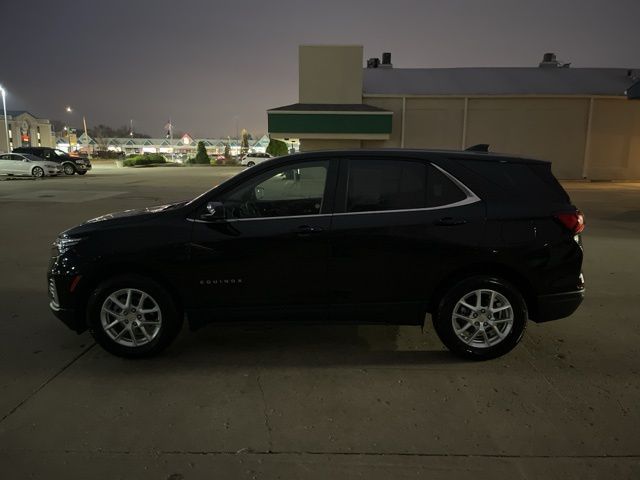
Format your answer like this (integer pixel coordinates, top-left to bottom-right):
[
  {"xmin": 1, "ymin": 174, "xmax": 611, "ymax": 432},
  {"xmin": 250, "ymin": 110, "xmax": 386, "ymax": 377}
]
[
  {"xmin": 432, "ymin": 276, "xmax": 527, "ymax": 360},
  {"xmin": 32, "ymin": 166, "xmax": 45, "ymax": 178},
  {"xmin": 77, "ymin": 170, "xmax": 87, "ymax": 175},
  {"xmin": 87, "ymin": 275, "xmax": 183, "ymax": 358},
  {"xmin": 247, "ymin": 161, "xmax": 255, "ymax": 167},
  {"xmin": 63, "ymin": 163, "xmax": 76, "ymax": 175}
]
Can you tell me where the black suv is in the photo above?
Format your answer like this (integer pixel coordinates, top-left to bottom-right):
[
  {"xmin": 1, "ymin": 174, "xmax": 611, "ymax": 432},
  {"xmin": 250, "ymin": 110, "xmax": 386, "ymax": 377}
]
[
  {"xmin": 13, "ymin": 147, "xmax": 92, "ymax": 175},
  {"xmin": 48, "ymin": 150, "xmax": 584, "ymax": 359}
]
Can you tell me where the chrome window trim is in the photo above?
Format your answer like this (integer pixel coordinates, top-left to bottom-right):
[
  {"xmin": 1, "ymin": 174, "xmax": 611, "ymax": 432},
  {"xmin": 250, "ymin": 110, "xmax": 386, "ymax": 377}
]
[{"xmin": 187, "ymin": 162, "xmax": 481, "ymax": 222}]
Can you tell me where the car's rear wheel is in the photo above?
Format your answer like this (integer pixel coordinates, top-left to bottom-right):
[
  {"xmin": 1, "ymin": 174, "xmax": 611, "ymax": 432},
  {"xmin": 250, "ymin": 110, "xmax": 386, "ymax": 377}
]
[
  {"xmin": 32, "ymin": 166, "xmax": 45, "ymax": 178},
  {"xmin": 87, "ymin": 275, "xmax": 183, "ymax": 358},
  {"xmin": 63, "ymin": 163, "xmax": 76, "ymax": 175},
  {"xmin": 432, "ymin": 276, "xmax": 527, "ymax": 360},
  {"xmin": 247, "ymin": 161, "xmax": 255, "ymax": 167}
]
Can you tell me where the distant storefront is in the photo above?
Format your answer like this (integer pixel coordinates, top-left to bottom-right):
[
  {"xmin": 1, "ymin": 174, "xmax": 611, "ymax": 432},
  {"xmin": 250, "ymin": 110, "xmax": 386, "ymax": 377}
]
[
  {"xmin": 0, "ymin": 111, "xmax": 56, "ymax": 152},
  {"xmin": 60, "ymin": 133, "xmax": 292, "ymax": 158},
  {"xmin": 268, "ymin": 45, "xmax": 640, "ymax": 180}
]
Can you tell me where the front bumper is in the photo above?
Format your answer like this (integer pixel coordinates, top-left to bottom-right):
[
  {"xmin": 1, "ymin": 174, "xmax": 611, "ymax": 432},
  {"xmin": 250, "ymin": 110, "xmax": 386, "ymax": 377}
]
[
  {"xmin": 532, "ymin": 289, "xmax": 585, "ymax": 323},
  {"xmin": 50, "ymin": 301, "xmax": 85, "ymax": 333},
  {"xmin": 48, "ymin": 274, "xmax": 87, "ymax": 333},
  {"xmin": 74, "ymin": 162, "xmax": 92, "ymax": 171}
]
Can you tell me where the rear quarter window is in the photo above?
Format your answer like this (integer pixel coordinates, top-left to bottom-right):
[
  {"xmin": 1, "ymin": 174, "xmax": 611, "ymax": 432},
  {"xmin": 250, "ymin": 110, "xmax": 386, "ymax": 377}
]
[{"xmin": 459, "ymin": 159, "xmax": 569, "ymax": 203}]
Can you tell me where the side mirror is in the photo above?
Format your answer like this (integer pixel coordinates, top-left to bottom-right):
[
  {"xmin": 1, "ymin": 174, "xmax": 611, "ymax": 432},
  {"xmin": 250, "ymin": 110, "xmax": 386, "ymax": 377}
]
[{"xmin": 200, "ymin": 201, "xmax": 225, "ymax": 221}]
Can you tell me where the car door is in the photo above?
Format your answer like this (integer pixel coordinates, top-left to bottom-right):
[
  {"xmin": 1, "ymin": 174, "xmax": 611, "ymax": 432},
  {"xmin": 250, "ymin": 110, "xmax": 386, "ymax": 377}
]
[
  {"xmin": 11, "ymin": 154, "xmax": 32, "ymax": 174},
  {"xmin": 0, "ymin": 154, "xmax": 11, "ymax": 174},
  {"xmin": 188, "ymin": 158, "xmax": 337, "ymax": 323},
  {"xmin": 328, "ymin": 157, "xmax": 485, "ymax": 324}
]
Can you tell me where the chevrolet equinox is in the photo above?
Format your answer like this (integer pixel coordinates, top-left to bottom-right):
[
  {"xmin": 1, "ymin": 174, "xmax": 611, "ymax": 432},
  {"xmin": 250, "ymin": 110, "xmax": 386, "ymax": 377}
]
[{"xmin": 48, "ymin": 149, "xmax": 585, "ymax": 359}]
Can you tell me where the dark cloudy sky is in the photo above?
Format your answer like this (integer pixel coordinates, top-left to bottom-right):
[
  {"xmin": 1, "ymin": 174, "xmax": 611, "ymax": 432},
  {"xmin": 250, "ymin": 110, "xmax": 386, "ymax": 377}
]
[{"xmin": 3, "ymin": 0, "xmax": 638, "ymax": 138}]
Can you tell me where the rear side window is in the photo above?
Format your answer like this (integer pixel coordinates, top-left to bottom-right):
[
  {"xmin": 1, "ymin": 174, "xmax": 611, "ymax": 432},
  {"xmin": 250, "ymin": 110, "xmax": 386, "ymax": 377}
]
[
  {"xmin": 345, "ymin": 159, "xmax": 467, "ymax": 213},
  {"xmin": 460, "ymin": 160, "xmax": 569, "ymax": 203}
]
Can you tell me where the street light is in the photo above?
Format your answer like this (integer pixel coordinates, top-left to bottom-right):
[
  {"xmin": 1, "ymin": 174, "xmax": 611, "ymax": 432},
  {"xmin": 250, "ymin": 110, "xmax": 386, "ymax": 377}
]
[
  {"xmin": 0, "ymin": 85, "xmax": 9, "ymax": 153},
  {"xmin": 65, "ymin": 105, "xmax": 89, "ymax": 155}
]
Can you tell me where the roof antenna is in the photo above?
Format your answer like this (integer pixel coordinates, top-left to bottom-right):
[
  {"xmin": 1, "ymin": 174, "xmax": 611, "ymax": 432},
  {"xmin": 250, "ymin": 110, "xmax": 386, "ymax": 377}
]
[{"xmin": 465, "ymin": 144, "xmax": 490, "ymax": 152}]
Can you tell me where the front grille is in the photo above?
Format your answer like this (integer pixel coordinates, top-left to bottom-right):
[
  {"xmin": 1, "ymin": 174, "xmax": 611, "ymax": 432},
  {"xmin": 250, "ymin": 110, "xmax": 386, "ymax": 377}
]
[{"xmin": 48, "ymin": 278, "xmax": 59, "ymax": 307}]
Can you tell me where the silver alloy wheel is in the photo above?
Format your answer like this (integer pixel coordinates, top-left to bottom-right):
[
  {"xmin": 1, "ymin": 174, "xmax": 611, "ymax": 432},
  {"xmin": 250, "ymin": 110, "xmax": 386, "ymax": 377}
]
[
  {"xmin": 100, "ymin": 288, "xmax": 162, "ymax": 347},
  {"xmin": 32, "ymin": 167, "xmax": 44, "ymax": 178},
  {"xmin": 63, "ymin": 164, "xmax": 75, "ymax": 175},
  {"xmin": 451, "ymin": 289, "xmax": 514, "ymax": 348}
]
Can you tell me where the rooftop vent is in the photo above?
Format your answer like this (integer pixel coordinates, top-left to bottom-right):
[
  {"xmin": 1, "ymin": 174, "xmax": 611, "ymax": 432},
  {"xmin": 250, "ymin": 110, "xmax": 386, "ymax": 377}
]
[
  {"xmin": 380, "ymin": 52, "xmax": 393, "ymax": 69},
  {"xmin": 367, "ymin": 52, "xmax": 393, "ymax": 69},
  {"xmin": 539, "ymin": 52, "xmax": 571, "ymax": 68}
]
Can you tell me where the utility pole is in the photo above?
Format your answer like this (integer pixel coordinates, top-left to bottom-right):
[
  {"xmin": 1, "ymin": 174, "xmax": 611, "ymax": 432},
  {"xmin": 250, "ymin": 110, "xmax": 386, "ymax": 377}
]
[{"xmin": 0, "ymin": 85, "xmax": 9, "ymax": 152}]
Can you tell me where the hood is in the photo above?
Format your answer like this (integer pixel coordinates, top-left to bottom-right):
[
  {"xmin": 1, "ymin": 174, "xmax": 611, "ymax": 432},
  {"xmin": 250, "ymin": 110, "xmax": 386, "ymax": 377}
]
[
  {"xmin": 62, "ymin": 201, "xmax": 188, "ymax": 237},
  {"xmin": 84, "ymin": 201, "xmax": 187, "ymax": 224}
]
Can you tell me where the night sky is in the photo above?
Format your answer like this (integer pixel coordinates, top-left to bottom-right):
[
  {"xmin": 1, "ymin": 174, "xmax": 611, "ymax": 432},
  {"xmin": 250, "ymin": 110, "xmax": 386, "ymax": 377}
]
[{"xmin": 3, "ymin": 0, "xmax": 638, "ymax": 138}]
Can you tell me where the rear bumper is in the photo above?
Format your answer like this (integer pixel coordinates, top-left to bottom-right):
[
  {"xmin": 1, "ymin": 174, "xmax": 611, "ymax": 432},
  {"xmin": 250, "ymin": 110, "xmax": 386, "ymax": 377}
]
[{"xmin": 532, "ymin": 289, "xmax": 584, "ymax": 323}]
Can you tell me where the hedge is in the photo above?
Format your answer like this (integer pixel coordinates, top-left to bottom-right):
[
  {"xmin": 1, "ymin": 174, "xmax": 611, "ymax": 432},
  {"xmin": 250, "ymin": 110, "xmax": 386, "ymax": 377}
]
[{"xmin": 123, "ymin": 154, "xmax": 167, "ymax": 167}]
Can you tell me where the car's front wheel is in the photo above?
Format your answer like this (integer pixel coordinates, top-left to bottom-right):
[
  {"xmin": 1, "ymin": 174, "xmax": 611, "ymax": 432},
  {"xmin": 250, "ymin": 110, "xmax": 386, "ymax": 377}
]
[
  {"xmin": 63, "ymin": 163, "xmax": 76, "ymax": 175},
  {"xmin": 87, "ymin": 275, "xmax": 183, "ymax": 358},
  {"xmin": 32, "ymin": 166, "xmax": 45, "ymax": 178},
  {"xmin": 77, "ymin": 170, "xmax": 87, "ymax": 175},
  {"xmin": 432, "ymin": 276, "xmax": 527, "ymax": 360},
  {"xmin": 247, "ymin": 161, "xmax": 255, "ymax": 167}
]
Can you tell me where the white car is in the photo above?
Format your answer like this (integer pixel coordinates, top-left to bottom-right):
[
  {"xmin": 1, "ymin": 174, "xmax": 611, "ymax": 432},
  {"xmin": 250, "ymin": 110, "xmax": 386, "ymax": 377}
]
[
  {"xmin": 240, "ymin": 152, "xmax": 273, "ymax": 167},
  {"xmin": 0, "ymin": 152, "xmax": 62, "ymax": 178}
]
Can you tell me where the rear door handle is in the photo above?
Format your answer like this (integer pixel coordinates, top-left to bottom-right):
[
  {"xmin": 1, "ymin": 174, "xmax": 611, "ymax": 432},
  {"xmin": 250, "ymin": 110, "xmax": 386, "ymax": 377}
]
[
  {"xmin": 435, "ymin": 217, "xmax": 468, "ymax": 226},
  {"xmin": 297, "ymin": 225, "xmax": 324, "ymax": 235}
]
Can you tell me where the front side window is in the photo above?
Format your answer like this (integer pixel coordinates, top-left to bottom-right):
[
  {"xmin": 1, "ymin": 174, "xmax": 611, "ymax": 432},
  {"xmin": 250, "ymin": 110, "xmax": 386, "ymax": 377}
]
[
  {"xmin": 224, "ymin": 161, "xmax": 329, "ymax": 219},
  {"xmin": 345, "ymin": 159, "xmax": 467, "ymax": 213}
]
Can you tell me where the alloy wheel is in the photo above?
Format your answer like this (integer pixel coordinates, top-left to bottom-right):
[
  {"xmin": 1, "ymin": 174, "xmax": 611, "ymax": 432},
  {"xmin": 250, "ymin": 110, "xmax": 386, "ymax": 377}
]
[
  {"xmin": 451, "ymin": 289, "xmax": 514, "ymax": 348},
  {"xmin": 100, "ymin": 288, "xmax": 163, "ymax": 347},
  {"xmin": 32, "ymin": 167, "xmax": 44, "ymax": 178}
]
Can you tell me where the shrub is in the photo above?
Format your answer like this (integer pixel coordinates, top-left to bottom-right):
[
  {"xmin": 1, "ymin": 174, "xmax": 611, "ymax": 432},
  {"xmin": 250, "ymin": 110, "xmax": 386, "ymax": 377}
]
[
  {"xmin": 194, "ymin": 141, "xmax": 210, "ymax": 164},
  {"xmin": 123, "ymin": 153, "xmax": 167, "ymax": 167},
  {"xmin": 266, "ymin": 138, "xmax": 289, "ymax": 157}
]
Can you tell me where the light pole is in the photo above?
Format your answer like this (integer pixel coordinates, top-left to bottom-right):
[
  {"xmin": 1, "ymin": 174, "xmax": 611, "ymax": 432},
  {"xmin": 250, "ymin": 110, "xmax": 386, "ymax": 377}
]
[
  {"xmin": 0, "ymin": 85, "xmax": 9, "ymax": 153},
  {"xmin": 65, "ymin": 105, "xmax": 89, "ymax": 155}
]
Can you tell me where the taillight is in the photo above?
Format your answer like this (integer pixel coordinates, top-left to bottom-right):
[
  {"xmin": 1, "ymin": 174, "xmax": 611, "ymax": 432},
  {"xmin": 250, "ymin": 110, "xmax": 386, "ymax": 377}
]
[{"xmin": 555, "ymin": 210, "xmax": 585, "ymax": 234}]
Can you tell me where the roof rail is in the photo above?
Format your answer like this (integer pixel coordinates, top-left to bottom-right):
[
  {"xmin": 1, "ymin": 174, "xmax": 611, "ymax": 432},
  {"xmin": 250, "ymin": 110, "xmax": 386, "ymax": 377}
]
[{"xmin": 465, "ymin": 144, "xmax": 490, "ymax": 153}]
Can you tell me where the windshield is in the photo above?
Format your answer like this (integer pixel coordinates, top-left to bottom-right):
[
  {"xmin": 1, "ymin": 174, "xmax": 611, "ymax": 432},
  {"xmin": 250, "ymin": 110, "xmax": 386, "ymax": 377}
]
[{"xmin": 54, "ymin": 149, "xmax": 68, "ymax": 157}]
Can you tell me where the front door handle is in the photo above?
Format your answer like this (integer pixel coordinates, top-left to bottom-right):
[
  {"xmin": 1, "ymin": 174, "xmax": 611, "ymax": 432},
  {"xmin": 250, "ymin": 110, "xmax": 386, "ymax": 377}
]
[
  {"xmin": 435, "ymin": 217, "xmax": 468, "ymax": 226},
  {"xmin": 297, "ymin": 225, "xmax": 324, "ymax": 235}
]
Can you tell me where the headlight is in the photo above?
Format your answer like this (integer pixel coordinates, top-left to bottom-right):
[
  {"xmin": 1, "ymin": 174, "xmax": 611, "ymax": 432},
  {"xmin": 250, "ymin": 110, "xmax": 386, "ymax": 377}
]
[{"xmin": 53, "ymin": 236, "xmax": 84, "ymax": 254}]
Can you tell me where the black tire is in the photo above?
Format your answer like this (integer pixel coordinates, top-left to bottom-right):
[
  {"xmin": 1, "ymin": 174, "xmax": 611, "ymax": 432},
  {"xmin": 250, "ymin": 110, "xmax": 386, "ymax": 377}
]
[
  {"xmin": 247, "ymin": 161, "xmax": 255, "ymax": 167},
  {"xmin": 32, "ymin": 166, "xmax": 45, "ymax": 178},
  {"xmin": 87, "ymin": 274, "xmax": 183, "ymax": 358},
  {"xmin": 432, "ymin": 276, "xmax": 527, "ymax": 360},
  {"xmin": 77, "ymin": 170, "xmax": 87, "ymax": 175},
  {"xmin": 63, "ymin": 163, "xmax": 76, "ymax": 175}
]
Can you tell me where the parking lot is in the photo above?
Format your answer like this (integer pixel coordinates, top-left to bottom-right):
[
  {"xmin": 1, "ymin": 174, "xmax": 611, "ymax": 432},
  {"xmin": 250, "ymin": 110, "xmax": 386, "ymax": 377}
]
[{"xmin": 0, "ymin": 165, "xmax": 639, "ymax": 479}]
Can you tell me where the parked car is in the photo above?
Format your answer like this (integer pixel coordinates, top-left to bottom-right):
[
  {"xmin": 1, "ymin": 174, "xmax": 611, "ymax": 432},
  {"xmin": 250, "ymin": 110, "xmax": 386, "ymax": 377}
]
[
  {"xmin": 0, "ymin": 152, "xmax": 62, "ymax": 177},
  {"xmin": 48, "ymin": 149, "xmax": 584, "ymax": 359},
  {"xmin": 13, "ymin": 147, "xmax": 92, "ymax": 175},
  {"xmin": 240, "ymin": 152, "xmax": 273, "ymax": 167}
]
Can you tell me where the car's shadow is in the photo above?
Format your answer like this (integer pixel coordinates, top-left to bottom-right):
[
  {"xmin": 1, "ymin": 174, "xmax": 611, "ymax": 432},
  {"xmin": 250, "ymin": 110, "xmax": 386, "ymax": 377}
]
[{"xmin": 118, "ymin": 324, "xmax": 463, "ymax": 368}]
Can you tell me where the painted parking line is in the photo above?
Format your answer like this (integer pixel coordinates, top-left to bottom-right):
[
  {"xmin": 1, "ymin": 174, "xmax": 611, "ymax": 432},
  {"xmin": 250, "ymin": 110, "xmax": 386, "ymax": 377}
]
[{"xmin": 0, "ymin": 190, "xmax": 128, "ymax": 203}]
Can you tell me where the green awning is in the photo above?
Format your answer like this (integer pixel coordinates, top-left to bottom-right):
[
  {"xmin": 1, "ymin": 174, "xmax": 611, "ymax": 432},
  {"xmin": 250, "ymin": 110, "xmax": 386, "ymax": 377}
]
[{"xmin": 268, "ymin": 103, "xmax": 392, "ymax": 139}]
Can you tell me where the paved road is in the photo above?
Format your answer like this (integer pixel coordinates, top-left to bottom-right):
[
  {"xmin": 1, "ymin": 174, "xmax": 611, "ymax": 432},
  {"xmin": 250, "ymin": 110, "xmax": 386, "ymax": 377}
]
[{"xmin": 0, "ymin": 166, "xmax": 639, "ymax": 479}]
